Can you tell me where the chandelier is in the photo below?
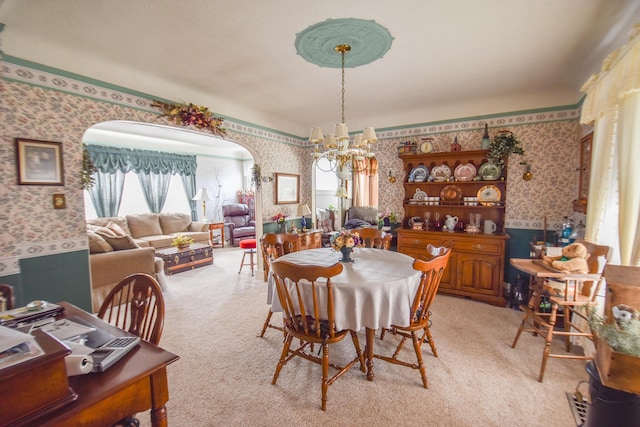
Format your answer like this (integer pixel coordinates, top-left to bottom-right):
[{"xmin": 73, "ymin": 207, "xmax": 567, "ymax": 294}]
[{"xmin": 309, "ymin": 44, "xmax": 377, "ymax": 180}]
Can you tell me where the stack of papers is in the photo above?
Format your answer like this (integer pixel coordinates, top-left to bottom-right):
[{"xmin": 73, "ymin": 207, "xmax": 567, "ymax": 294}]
[{"xmin": 0, "ymin": 326, "xmax": 44, "ymax": 370}]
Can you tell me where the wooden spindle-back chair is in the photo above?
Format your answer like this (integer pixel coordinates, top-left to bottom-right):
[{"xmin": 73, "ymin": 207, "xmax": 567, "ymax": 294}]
[
  {"xmin": 374, "ymin": 247, "xmax": 452, "ymax": 388},
  {"xmin": 354, "ymin": 227, "xmax": 392, "ymax": 250},
  {"xmin": 511, "ymin": 239, "xmax": 612, "ymax": 381},
  {"xmin": 97, "ymin": 273, "xmax": 165, "ymax": 345},
  {"xmin": 270, "ymin": 260, "xmax": 365, "ymax": 411}
]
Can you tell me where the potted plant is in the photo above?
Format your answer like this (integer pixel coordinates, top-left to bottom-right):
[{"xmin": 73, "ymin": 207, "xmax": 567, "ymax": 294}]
[
  {"xmin": 171, "ymin": 235, "xmax": 194, "ymax": 250},
  {"xmin": 488, "ymin": 130, "xmax": 525, "ymax": 168},
  {"xmin": 589, "ymin": 308, "xmax": 640, "ymax": 394}
]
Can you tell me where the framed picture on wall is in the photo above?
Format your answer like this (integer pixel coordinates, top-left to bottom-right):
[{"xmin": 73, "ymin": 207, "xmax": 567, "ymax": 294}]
[
  {"xmin": 15, "ymin": 138, "xmax": 64, "ymax": 185},
  {"xmin": 275, "ymin": 173, "xmax": 299, "ymax": 204}
]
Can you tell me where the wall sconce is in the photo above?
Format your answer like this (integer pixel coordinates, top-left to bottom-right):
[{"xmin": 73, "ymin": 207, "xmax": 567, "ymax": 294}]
[
  {"xmin": 521, "ymin": 161, "xmax": 533, "ymax": 181},
  {"xmin": 261, "ymin": 175, "xmax": 273, "ymax": 183},
  {"xmin": 387, "ymin": 170, "xmax": 396, "ymax": 184}
]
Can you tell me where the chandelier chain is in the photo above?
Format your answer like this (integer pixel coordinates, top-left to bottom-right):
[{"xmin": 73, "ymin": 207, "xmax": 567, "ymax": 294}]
[{"xmin": 341, "ymin": 49, "xmax": 346, "ymax": 125}]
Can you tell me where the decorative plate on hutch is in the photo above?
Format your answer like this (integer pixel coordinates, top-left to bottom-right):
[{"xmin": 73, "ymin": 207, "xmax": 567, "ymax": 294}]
[
  {"xmin": 431, "ymin": 164, "xmax": 451, "ymax": 182},
  {"xmin": 412, "ymin": 189, "xmax": 428, "ymax": 201},
  {"xmin": 477, "ymin": 185, "xmax": 501, "ymax": 205},
  {"xmin": 409, "ymin": 165, "xmax": 429, "ymax": 182},
  {"xmin": 454, "ymin": 163, "xmax": 477, "ymax": 182},
  {"xmin": 478, "ymin": 161, "xmax": 502, "ymax": 181},
  {"xmin": 440, "ymin": 185, "xmax": 463, "ymax": 202}
]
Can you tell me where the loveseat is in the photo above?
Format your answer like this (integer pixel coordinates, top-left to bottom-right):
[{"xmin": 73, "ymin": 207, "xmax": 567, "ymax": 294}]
[
  {"xmin": 344, "ymin": 206, "xmax": 379, "ymax": 229},
  {"xmin": 86, "ymin": 212, "xmax": 209, "ymax": 311},
  {"xmin": 222, "ymin": 203, "xmax": 256, "ymax": 246}
]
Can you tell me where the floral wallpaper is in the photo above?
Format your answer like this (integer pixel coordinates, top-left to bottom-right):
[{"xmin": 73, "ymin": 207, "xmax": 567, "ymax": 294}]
[{"xmin": 1, "ymin": 56, "xmax": 585, "ymax": 277}]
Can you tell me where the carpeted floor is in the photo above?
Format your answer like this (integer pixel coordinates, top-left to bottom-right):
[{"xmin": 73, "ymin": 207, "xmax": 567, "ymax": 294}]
[{"xmin": 139, "ymin": 247, "xmax": 588, "ymax": 426}]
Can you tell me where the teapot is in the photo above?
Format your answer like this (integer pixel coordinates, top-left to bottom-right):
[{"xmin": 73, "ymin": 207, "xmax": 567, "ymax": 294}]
[{"xmin": 445, "ymin": 215, "xmax": 458, "ymax": 231}]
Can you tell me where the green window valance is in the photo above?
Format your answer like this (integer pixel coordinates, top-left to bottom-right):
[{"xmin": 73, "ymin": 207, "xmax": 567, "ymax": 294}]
[{"xmin": 86, "ymin": 145, "xmax": 197, "ymax": 176}]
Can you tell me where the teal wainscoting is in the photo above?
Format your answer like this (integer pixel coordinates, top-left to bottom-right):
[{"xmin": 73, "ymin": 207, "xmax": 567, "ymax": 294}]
[
  {"xmin": 504, "ymin": 228, "xmax": 550, "ymax": 285},
  {"xmin": 262, "ymin": 219, "xmax": 304, "ymax": 235},
  {"xmin": 18, "ymin": 250, "xmax": 92, "ymax": 312}
]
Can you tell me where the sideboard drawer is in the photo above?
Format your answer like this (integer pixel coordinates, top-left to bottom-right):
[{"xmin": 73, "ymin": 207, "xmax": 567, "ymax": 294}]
[{"xmin": 452, "ymin": 240, "xmax": 502, "ymax": 255}]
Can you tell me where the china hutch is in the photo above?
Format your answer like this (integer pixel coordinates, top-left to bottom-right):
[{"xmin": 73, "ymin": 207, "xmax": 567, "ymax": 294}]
[{"xmin": 397, "ymin": 149, "xmax": 509, "ymax": 306}]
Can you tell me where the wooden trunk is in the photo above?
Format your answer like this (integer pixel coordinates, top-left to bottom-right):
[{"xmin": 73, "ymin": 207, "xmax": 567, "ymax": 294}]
[{"xmin": 156, "ymin": 243, "xmax": 213, "ymax": 275}]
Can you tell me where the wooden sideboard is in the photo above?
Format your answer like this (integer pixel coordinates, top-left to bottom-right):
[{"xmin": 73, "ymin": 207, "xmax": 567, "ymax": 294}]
[
  {"xmin": 397, "ymin": 149, "xmax": 509, "ymax": 306},
  {"xmin": 397, "ymin": 229, "xmax": 508, "ymax": 306}
]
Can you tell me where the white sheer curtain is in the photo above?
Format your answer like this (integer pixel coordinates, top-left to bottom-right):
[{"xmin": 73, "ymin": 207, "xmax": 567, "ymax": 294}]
[
  {"xmin": 580, "ymin": 23, "xmax": 640, "ymax": 267},
  {"xmin": 352, "ymin": 158, "xmax": 378, "ymax": 207}
]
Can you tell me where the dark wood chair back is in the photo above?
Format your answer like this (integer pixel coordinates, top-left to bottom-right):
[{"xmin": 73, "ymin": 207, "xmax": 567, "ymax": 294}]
[
  {"xmin": 355, "ymin": 227, "xmax": 392, "ymax": 250},
  {"xmin": 0, "ymin": 284, "xmax": 15, "ymax": 311},
  {"xmin": 97, "ymin": 273, "xmax": 165, "ymax": 345}
]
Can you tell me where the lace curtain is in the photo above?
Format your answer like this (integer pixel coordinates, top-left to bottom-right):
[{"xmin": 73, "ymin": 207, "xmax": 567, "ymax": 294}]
[{"xmin": 580, "ymin": 23, "xmax": 640, "ymax": 266}]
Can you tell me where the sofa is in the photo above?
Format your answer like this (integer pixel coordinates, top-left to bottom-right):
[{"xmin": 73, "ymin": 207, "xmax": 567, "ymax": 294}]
[
  {"xmin": 344, "ymin": 206, "xmax": 379, "ymax": 229},
  {"xmin": 86, "ymin": 212, "xmax": 210, "ymax": 311},
  {"xmin": 222, "ymin": 203, "xmax": 256, "ymax": 246}
]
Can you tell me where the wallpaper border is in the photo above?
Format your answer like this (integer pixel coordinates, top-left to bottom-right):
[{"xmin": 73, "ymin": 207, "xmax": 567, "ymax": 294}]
[{"xmin": 3, "ymin": 55, "xmax": 580, "ymax": 144}]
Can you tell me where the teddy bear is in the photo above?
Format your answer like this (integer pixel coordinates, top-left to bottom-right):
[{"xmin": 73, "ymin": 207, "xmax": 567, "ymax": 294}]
[{"xmin": 542, "ymin": 242, "xmax": 590, "ymax": 274}]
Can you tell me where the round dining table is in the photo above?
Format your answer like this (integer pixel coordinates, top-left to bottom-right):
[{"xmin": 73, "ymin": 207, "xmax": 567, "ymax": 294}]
[{"xmin": 269, "ymin": 247, "xmax": 422, "ymax": 380}]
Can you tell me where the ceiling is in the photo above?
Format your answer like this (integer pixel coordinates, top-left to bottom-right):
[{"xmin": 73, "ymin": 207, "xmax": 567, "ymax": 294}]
[{"xmin": 2, "ymin": 0, "xmax": 639, "ymax": 144}]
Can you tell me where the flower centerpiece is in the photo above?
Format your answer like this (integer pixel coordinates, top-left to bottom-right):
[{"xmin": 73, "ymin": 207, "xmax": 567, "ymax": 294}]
[
  {"xmin": 272, "ymin": 212, "xmax": 288, "ymax": 233},
  {"xmin": 171, "ymin": 234, "xmax": 194, "ymax": 250},
  {"xmin": 151, "ymin": 100, "xmax": 226, "ymax": 137},
  {"xmin": 488, "ymin": 130, "xmax": 525, "ymax": 167},
  {"xmin": 377, "ymin": 211, "xmax": 397, "ymax": 229},
  {"xmin": 330, "ymin": 229, "xmax": 363, "ymax": 262}
]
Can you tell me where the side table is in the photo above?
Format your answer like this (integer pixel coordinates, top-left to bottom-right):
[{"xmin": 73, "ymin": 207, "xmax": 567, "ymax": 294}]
[{"xmin": 208, "ymin": 222, "xmax": 225, "ymax": 248}]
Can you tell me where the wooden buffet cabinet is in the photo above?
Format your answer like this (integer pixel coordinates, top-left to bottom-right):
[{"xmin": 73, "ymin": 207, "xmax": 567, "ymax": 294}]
[{"xmin": 397, "ymin": 149, "xmax": 509, "ymax": 306}]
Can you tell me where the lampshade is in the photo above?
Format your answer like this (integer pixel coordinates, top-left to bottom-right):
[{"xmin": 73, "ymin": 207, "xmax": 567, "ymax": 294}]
[
  {"xmin": 192, "ymin": 187, "xmax": 211, "ymax": 201},
  {"xmin": 296, "ymin": 203, "xmax": 312, "ymax": 217},
  {"xmin": 309, "ymin": 127, "xmax": 324, "ymax": 144}
]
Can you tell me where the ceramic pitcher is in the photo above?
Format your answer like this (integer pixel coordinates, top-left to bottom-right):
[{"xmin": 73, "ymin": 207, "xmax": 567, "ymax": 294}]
[
  {"xmin": 445, "ymin": 215, "xmax": 458, "ymax": 231},
  {"xmin": 484, "ymin": 220, "xmax": 497, "ymax": 234}
]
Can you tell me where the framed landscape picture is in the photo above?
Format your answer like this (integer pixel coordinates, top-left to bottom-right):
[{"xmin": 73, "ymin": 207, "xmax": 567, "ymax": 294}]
[
  {"xmin": 16, "ymin": 138, "xmax": 64, "ymax": 185},
  {"xmin": 275, "ymin": 173, "xmax": 299, "ymax": 204}
]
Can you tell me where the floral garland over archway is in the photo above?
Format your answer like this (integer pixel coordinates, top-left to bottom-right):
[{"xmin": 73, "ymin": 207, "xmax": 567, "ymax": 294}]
[{"xmin": 151, "ymin": 100, "xmax": 226, "ymax": 137}]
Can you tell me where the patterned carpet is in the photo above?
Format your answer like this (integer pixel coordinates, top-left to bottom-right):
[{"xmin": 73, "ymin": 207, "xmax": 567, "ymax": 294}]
[{"xmin": 139, "ymin": 247, "xmax": 588, "ymax": 426}]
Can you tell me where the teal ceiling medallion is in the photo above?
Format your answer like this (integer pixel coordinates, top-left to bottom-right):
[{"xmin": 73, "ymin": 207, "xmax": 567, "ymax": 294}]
[{"xmin": 295, "ymin": 18, "xmax": 393, "ymax": 68}]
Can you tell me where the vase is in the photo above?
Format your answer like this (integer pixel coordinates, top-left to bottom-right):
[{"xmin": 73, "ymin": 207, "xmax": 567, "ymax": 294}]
[
  {"xmin": 383, "ymin": 217, "xmax": 391, "ymax": 227},
  {"xmin": 339, "ymin": 246, "xmax": 354, "ymax": 262},
  {"xmin": 276, "ymin": 221, "xmax": 285, "ymax": 234}
]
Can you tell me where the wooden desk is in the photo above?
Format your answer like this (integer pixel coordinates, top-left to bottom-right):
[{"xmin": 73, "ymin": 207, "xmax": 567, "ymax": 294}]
[
  {"xmin": 25, "ymin": 302, "xmax": 179, "ymax": 427},
  {"xmin": 208, "ymin": 222, "xmax": 225, "ymax": 248}
]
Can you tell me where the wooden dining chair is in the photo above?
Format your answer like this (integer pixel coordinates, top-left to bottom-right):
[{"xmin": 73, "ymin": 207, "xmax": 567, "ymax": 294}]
[
  {"xmin": 511, "ymin": 239, "xmax": 612, "ymax": 381},
  {"xmin": 97, "ymin": 273, "xmax": 165, "ymax": 345},
  {"xmin": 0, "ymin": 284, "xmax": 15, "ymax": 311},
  {"xmin": 374, "ymin": 247, "xmax": 452, "ymax": 388},
  {"xmin": 258, "ymin": 233, "xmax": 289, "ymax": 337},
  {"xmin": 355, "ymin": 227, "xmax": 392, "ymax": 250},
  {"xmin": 270, "ymin": 260, "xmax": 365, "ymax": 411}
]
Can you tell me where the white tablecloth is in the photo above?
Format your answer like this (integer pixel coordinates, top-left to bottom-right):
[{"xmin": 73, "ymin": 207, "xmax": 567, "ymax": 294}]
[{"xmin": 269, "ymin": 248, "xmax": 421, "ymax": 331}]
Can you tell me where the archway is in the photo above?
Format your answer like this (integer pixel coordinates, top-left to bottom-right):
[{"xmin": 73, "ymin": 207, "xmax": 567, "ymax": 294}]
[{"xmin": 82, "ymin": 120, "xmax": 263, "ymax": 246}]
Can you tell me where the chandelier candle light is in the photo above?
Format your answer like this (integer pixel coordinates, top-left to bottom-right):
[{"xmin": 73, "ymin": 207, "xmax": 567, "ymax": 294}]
[{"xmin": 309, "ymin": 44, "xmax": 377, "ymax": 177}]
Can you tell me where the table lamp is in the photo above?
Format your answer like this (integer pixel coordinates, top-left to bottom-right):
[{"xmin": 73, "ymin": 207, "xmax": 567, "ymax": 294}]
[
  {"xmin": 296, "ymin": 203, "xmax": 312, "ymax": 230},
  {"xmin": 192, "ymin": 188, "xmax": 211, "ymax": 221}
]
